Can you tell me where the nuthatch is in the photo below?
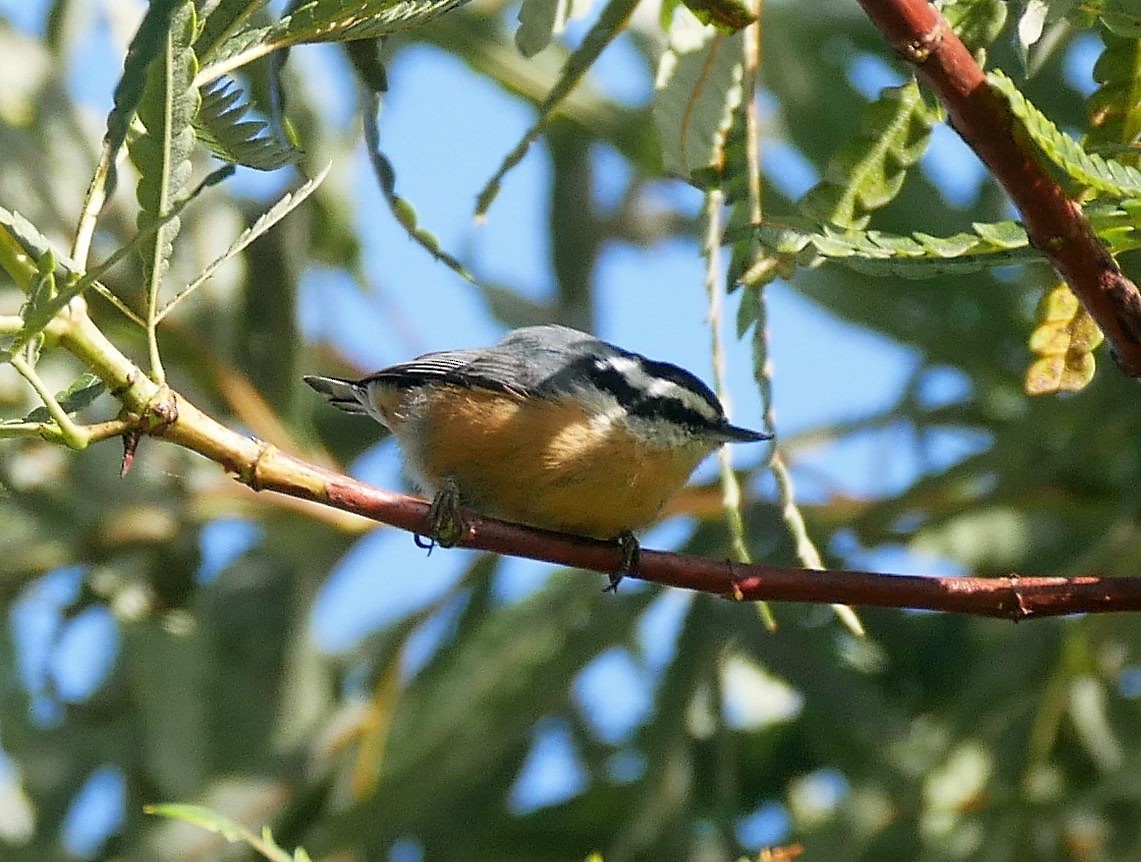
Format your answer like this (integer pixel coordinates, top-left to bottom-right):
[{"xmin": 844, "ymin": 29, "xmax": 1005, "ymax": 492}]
[{"xmin": 305, "ymin": 325, "xmax": 770, "ymax": 586}]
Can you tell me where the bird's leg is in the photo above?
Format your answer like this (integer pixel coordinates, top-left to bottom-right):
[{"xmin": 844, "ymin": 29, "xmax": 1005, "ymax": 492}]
[
  {"xmin": 414, "ymin": 476, "xmax": 466, "ymax": 552},
  {"xmin": 604, "ymin": 530, "xmax": 640, "ymax": 593}
]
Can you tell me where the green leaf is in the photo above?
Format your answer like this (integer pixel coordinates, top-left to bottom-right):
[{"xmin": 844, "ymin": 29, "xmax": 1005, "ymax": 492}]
[
  {"xmin": 197, "ymin": 0, "xmax": 474, "ymax": 85},
  {"xmin": 129, "ymin": 1, "xmax": 200, "ymax": 298},
  {"xmin": 798, "ymin": 81, "xmax": 933, "ymax": 229},
  {"xmin": 653, "ymin": 14, "xmax": 745, "ymax": 180},
  {"xmin": 990, "ymin": 69, "xmax": 1141, "ymax": 197},
  {"xmin": 195, "ymin": 77, "xmax": 301, "ymax": 170},
  {"xmin": 99, "ymin": 0, "xmax": 186, "ymax": 193},
  {"xmin": 23, "ymin": 373, "xmax": 107, "ymax": 423},
  {"xmin": 145, "ymin": 803, "xmax": 252, "ymax": 842},
  {"xmin": 942, "ymin": 0, "xmax": 1007, "ymax": 56},
  {"xmin": 195, "ymin": 0, "xmax": 273, "ymax": 61},
  {"xmin": 313, "ymin": 576, "xmax": 654, "ymax": 849},
  {"xmin": 679, "ymin": 0, "xmax": 756, "ymax": 33},
  {"xmin": 157, "ymin": 162, "xmax": 331, "ymax": 321},
  {"xmin": 145, "ymin": 803, "xmax": 299, "ymax": 862},
  {"xmin": 1098, "ymin": 0, "xmax": 1141, "ymax": 38},
  {"xmin": 1086, "ymin": 30, "xmax": 1141, "ymax": 165},
  {"xmin": 475, "ymin": 0, "xmax": 640, "ymax": 217},
  {"xmin": 0, "ymin": 206, "xmax": 69, "ymax": 267},
  {"xmin": 516, "ymin": 0, "xmax": 566, "ymax": 58},
  {"xmin": 748, "ymin": 218, "xmax": 1047, "ymax": 278}
]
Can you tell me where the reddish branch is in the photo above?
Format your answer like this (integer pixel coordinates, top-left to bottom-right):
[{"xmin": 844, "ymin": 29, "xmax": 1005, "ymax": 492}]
[
  {"xmin": 214, "ymin": 427, "xmax": 1141, "ymax": 622},
  {"xmin": 857, "ymin": 0, "xmax": 1141, "ymax": 377},
  {"xmin": 302, "ymin": 466, "xmax": 1141, "ymax": 620}
]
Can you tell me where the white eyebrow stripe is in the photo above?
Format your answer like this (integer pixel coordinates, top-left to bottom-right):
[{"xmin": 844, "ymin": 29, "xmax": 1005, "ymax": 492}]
[{"xmin": 596, "ymin": 356, "xmax": 722, "ymax": 423}]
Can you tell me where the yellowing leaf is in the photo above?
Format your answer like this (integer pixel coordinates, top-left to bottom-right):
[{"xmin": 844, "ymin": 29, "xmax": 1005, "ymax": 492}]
[{"xmin": 1024, "ymin": 282, "xmax": 1104, "ymax": 395}]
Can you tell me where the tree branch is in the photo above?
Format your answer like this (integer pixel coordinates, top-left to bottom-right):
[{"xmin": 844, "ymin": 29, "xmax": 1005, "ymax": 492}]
[
  {"xmin": 857, "ymin": 0, "xmax": 1141, "ymax": 377},
  {"xmin": 165, "ymin": 413, "xmax": 1141, "ymax": 621},
  {"xmin": 38, "ymin": 297, "xmax": 1141, "ymax": 623}
]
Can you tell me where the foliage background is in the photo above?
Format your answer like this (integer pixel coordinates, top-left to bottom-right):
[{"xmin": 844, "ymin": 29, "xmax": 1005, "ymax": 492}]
[{"xmin": 1, "ymin": 0, "xmax": 1141, "ymax": 860}]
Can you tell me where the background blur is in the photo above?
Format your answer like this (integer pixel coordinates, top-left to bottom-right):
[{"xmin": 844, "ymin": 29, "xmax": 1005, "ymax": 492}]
[{"xmin": 2, "ymin": 0, "xmax": 1141, "ymax": 859}]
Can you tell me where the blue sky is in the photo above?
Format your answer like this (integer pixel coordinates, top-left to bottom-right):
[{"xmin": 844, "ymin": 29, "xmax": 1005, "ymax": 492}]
[{"xmin": 0, "ymin": 1, "xmax": 1103, "ymax": 856}]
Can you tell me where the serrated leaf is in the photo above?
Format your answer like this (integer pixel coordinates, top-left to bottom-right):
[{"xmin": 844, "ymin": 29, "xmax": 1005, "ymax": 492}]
[
  {"xmin": 195, "ymin": 77, "xmax": 301, "ymax": 170},
  {"xmin": 195, "ymin": 0, "xmax": 273, "ymax": 61},
  {"xmin": 129, "ymin": 1, "xmax": 200, "ymax": 306},
  {"xmin": 23, "ymin": 373, "xmax": 107, "ymax": 423},
  {"xmin": 798, "ymin": 81, "xmax": 933, "ymax": 229},
  {"xmin": 476, "ymin": 0, "xmax": 639, "ymax": 216},
  {"xmin": 98, "ymin": 0, "xmax": 186, "ymax": 195},
  {"xmin": 197, "ymin": 0, "xmax": 474, "ymax": 84},
  {"xmin": 991, "ymin": 69, "xmax": 1141, "ymax": 197},
  {"xmin": 157, "ymin": 162, "xmax": 331, "ymax": 321},
  {"xmin": 653, "ymin": 15, "xmax": 744, "ymax": 180},
  {"xmin": 970, "ymin": 218, "xmax": 1029, "ymax": 248},
  {"xmin": 1024, "ymin": 281, "xmax": 1104, "ymax": 394},
  {"xmin": 750, "ymin": 218, "xmax": 1041, "ymax": 278},
  {"xmin": 739, "ymin": 195, "xmax": 1141, "ymax": 281}
]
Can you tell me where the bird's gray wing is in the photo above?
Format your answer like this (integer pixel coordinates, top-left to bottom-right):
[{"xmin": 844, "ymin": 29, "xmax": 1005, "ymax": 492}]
[
  {"xmin": 361, "ymin": 348, "xmax": 532, "ymax": 397},
  {"xmin": 362, "ymin": 326, "xmax": 607, "ymax": 397}
]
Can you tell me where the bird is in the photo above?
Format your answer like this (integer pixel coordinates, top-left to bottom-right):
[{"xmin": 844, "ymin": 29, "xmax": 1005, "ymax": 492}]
[{"xmin": 305, "ymin": 324, "xmax": 771, "ymax": 586}]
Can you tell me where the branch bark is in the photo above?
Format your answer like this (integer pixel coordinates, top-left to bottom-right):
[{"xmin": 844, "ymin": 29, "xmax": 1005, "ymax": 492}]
[
  {"xmin": 162, "ymin": 418, "xmax": 1141, "ymax": 621},
  {"xmin": 37, "ymin": 303, "xmax": 1138, "ymax": 622},
  {"xmin": 857, "ymin": 0, "xmax": 1141, "ymax": 377}
]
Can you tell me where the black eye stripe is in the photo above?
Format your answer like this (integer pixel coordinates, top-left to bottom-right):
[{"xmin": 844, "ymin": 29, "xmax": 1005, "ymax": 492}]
[{"xmin": 581, "ymin": 357, "xmax": 728, "ymax": 432}]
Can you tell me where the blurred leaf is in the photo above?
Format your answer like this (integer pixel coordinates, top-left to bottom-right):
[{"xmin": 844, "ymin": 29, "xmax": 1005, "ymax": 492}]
[
  {"xmin": 1025, "ymin": 282, "xmax": 1103, "ymax": 394},
  {"xmin": 146, "ymin": 803, "xmax": 303, "ymax": 862},
  {"xmin": 798, "ymin": 82, "xmax": 932, "ymax": 229},
  {"xmin": 361, "ymin": 94, "xmax": 476, "ymax": 283},
  {"xmin": 475, "ymin": 0, "xmax": 640, "ymax": 217},
  {"xmin": 157, "ymin": 161, "xmax": 330, "ymax": 321},
  {"xmin": 516, "ymin": 0, "xmax": 566, "ymax": 58},
  {"xmin": 653, "ymin": 17, "xmax": 744, "ymax": 179},
  {"xmin": 943, "ymin": 0, "xmax": 1007, "ymax": 56},
  {"xmin": 680, "ymin": 0, "xmax": 756, "ymax": 33},
  {"xmin": 311, "ymin": 575, "xmax": 654, "ymax": 851},
  {"xmin": 1068, "ymin": 675, "xmax": 1123, "ymax": 772},
  {"xmin": 198, "ymin": 0, "xmax": 475, "ymax": 83},
  {"xmin": 196, "ymin": 0, "xmax": 274, "ymax": 60}
]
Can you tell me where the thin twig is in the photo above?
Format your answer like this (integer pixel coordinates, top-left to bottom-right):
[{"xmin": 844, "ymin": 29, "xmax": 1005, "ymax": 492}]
[{"xmin": 703, "ymin": 187, "xmax": 777, "ymax": 630}]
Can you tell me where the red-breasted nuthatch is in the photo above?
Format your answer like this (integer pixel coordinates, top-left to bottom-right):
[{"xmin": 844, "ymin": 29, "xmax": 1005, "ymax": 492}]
[{"xmin": 305, "ymin": 325, "xmax": 771, "ymax": 583}]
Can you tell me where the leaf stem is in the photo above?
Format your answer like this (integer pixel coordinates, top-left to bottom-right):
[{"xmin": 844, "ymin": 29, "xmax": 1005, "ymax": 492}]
[
  {"xmin": 703, "ymin": 188, "xmax": 777, "ymax": 630},
  {"xmin": 8, "ymin": 353, "xmax": 92, "ymax": 449}
]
